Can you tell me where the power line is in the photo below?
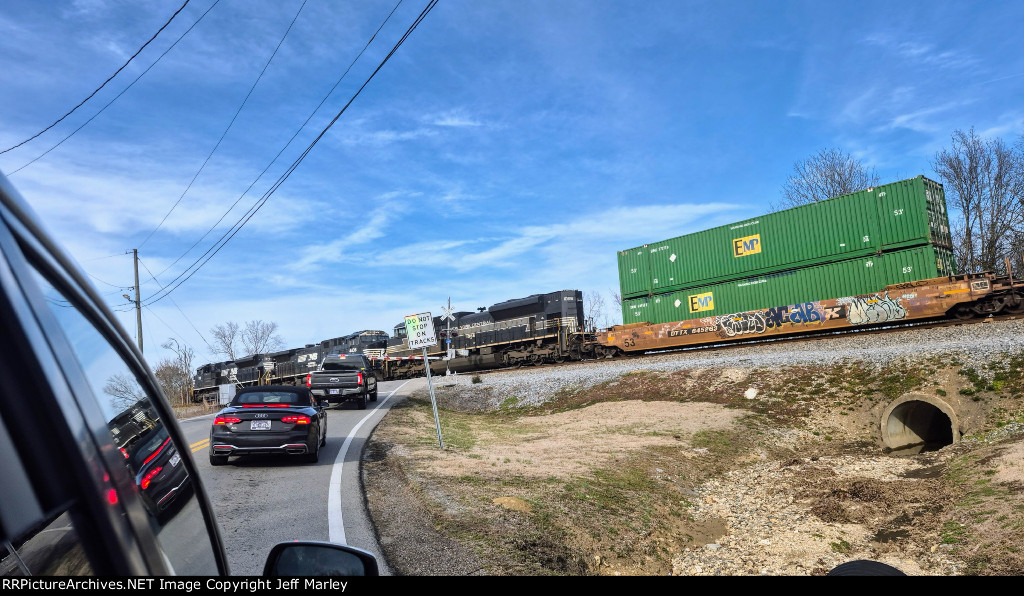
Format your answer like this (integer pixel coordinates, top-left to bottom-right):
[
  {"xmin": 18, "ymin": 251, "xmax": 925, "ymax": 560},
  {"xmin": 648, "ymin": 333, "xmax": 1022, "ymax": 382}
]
[
  {"xmin": 0, "ymin": 1, "xmax": 192, "ymax": 154},
  {"xmin": 155, "ymin": 0, "xmax": 405, "ymax": 280},
  {"xmin": 144, "ymin": 0, "xmax": 439, "ymax": 306},
  {"xmin": 145, "ymin": 0, "xmax": 428, "ymax": 304},
  {"xmin": 137, "ymin": 257, "xmax": 214, "ymax": 353},
  {"xmin": 139, "ymin": 0, "xmax": 310, "ymax": 249},
  {"xmin": 6, "ymin": 0, "xmax": 223, "ymax": 176}
]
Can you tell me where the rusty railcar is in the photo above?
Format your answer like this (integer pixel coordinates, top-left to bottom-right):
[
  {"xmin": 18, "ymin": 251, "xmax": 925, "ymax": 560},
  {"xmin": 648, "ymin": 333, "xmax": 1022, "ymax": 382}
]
[{"xmin": 590, "ymin": 272, "xmax": 1024, "ymax": 357}]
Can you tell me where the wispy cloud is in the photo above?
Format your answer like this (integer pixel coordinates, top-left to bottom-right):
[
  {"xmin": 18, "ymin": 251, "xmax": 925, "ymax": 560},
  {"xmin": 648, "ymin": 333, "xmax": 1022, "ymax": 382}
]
[
  {"xmin": 862, "ymin": 34, "xmax": 978, "ymax": 71},
  {"xmin": 429, "ymin": 109, "xmax": 483, "ymax": 128}
]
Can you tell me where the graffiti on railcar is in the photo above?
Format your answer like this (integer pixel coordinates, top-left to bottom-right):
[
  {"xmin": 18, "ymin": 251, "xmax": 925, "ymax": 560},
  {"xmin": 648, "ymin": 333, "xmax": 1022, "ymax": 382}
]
[
  {"xmin": 718, "ymin": 301, "xmax": 835, "ymax": 338},
  {"xmin": 840, "ymin": 292, "xmax": 907, "ymax": 325},
  {"xmin": 717, "ymin": 311, "xmax": 767, "ymax": 337}
]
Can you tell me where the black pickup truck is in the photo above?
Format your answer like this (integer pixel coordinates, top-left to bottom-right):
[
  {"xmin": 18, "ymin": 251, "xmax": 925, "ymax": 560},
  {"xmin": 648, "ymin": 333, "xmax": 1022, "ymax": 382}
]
[{"xmin": 306, "ymin": 353, "xmax": 379, "ymax": 409}]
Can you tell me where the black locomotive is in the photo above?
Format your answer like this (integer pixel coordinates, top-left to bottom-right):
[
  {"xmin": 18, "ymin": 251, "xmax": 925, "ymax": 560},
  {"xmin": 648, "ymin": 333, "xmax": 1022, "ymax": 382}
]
[
  {"xmin": 190, "ymin": 291, "xmax": 587, "ymax": 400},
  {"xmin": 191, "ymin": 329, "xmax": 389, "ymax": 403},
  {"xmin": 380, "ymin": 289, "xmax": 586, "ymax": 379}
]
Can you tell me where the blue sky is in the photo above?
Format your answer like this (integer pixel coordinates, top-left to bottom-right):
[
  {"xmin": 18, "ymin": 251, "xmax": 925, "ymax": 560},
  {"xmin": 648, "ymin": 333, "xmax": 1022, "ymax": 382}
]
[{"xmin": 2, "ymin": 0, "xmax": 1023, "ymax": 368}]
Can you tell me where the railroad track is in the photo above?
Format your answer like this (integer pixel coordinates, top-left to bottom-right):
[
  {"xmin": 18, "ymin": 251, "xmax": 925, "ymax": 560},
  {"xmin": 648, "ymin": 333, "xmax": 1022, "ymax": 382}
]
[{"xmin": 465, "ymin": 312, "xmax": 1021, "ymax": 378}]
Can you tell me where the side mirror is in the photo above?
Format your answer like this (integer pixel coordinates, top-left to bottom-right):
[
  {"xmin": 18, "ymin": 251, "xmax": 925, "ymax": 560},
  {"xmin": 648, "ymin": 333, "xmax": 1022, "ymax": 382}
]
[{"xmin": 263, "ymin": 541, "xmax": 379, "ymax": 576}]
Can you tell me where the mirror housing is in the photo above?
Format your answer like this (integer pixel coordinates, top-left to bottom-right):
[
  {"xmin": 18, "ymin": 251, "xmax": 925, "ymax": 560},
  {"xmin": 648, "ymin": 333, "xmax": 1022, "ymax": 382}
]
[{"xmin": 263, "ymin": 541, "xmax": 379, "ymax": 576}]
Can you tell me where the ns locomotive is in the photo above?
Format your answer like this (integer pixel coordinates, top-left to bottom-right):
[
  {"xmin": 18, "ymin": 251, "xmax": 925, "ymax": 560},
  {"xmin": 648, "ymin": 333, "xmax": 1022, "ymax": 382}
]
[
  {"xmin": 191, "ymin": 329, "xmax": 389, "ymax": 403},
  {"xmin": 379, "ymin": 289, "xmax": 586, "ymax": 379}
]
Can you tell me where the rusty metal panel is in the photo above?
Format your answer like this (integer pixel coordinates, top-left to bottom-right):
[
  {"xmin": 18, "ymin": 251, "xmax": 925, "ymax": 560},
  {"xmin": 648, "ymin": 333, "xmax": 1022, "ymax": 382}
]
[{"xmin": 599, "ymin": 272, "xmax": 990, "ymax": 354}]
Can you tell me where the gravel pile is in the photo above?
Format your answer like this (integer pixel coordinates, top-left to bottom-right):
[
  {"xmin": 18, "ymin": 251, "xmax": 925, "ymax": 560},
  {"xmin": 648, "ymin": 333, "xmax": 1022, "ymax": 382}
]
[
  {"xmin": 668, "ymin": 455, "xmax": 963, "ymax": 576},
  {"xmin": 440, "ymin": 318, "xmax": 1024, "ymax": 409}
]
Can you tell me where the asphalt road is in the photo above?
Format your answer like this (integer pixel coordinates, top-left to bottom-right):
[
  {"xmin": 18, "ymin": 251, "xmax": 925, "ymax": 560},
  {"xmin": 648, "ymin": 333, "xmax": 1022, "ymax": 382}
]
[{"xmin": 176, "ymin": 380, "xmax": 412, "ymax": 576}]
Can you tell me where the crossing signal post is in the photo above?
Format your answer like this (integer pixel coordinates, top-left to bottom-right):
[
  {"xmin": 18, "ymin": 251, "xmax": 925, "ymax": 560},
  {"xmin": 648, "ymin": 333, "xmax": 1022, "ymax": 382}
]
[{"xmin": 441, "ymin": 298, "xmax": 456, "ymax": 375}]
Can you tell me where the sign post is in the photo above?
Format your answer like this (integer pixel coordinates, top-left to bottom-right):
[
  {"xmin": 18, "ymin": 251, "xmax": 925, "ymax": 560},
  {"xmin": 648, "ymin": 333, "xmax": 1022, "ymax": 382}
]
[{"xmin": 404, "ymin": 312, "xmax": 443, "ymax": 449}]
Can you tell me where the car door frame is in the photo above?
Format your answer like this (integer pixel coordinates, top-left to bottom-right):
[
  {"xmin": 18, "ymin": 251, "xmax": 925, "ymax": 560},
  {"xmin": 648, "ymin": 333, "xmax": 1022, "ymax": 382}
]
[{"xmin": 0, "ymin": 174, "xmax": 230, "ymax": 575}]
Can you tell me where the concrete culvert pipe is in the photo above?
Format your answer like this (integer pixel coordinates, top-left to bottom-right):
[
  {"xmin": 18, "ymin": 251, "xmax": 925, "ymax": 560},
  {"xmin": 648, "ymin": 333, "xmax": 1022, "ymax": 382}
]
[{"xmin": 880, "ymin": 393, "xmax": 959, "ymax": 452}]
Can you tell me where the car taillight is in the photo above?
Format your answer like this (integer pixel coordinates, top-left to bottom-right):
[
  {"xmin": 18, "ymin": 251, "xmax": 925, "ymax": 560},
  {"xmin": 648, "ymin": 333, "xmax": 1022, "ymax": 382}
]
[
  {"xmin": 281, "ymin": 415, "xmax": 311, "ymax": 424},
  {"xmin": 357, "ymin": 373, "xmax": 363, "ymax": 385},
  {"xmin": 140, "ymin": 467, "xmax": 163, "ymax": 490},
  {"xmin": 214, "ymin": 416, "xmax": 242, "ymax": 425},
  {"xmin": 306, "ymin": 373, "xmax": 312, "ymax": 388}
]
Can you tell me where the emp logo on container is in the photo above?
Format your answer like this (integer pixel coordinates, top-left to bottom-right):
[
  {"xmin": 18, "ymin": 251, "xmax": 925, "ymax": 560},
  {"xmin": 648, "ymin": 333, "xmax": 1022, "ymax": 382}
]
[
  {"xmin": 733, "ymin": 234, "xmax": 761, "ymax": 257},
  {"xmin": 688, "ymin": 292, "xmax": 714, "ymax": 313}
]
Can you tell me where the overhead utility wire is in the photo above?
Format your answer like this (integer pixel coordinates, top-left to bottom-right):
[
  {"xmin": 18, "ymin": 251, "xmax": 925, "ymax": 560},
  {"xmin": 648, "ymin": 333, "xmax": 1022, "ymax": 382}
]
[
  {"xmin": 155, "ymin": 0, "xmax": 405, "ymax": 279},
  {"xmin": 137, "ymin": 257, "xmax": 214, "ymax": 352},
  {"xmin": 6, "ymin": 0, "xmax": 223, "ymax": 176},
  {"xmin": 139, "ymin": 0, "xmax": 310, "ymax": 249},
  {"xmin": 143, "ymin": 0, "xmax": 438, "ymax": 307},
  {"xmin": 0, "ymin": 0, "xmax": 192, "ymax": 155}
]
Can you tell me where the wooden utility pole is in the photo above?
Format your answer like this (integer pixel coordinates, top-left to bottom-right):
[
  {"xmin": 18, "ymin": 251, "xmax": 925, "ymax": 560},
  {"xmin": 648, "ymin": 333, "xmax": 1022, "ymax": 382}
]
[{"xmin": 133, "ymin": 248, "xmax": 143, "ymax": 353}]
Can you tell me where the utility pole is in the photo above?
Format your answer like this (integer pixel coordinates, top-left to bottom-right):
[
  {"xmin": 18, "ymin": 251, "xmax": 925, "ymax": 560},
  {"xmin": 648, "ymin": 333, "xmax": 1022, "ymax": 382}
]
[{"xmin": 133, "ymin": 249, "xmax": 143, "ymax": 353}]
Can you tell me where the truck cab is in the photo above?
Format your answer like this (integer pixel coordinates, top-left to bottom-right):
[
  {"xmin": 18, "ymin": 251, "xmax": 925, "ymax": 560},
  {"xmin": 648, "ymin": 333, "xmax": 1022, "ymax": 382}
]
[{"xmin": 306, "ymin": 353, "xmax": 379, "ymax": 409}]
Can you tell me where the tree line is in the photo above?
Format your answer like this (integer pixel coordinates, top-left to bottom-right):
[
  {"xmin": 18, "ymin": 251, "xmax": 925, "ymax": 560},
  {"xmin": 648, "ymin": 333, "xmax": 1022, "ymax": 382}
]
[{"xmin": 153, "ymin": 320, "xmax": 284, "ymax": 406}]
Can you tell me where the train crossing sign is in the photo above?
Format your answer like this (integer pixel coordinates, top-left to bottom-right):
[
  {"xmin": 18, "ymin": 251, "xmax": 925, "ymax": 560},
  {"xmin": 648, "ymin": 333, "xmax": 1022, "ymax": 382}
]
[{"xmin": 404, "ymin": 312, "xmax": 437, "ymax": 349}]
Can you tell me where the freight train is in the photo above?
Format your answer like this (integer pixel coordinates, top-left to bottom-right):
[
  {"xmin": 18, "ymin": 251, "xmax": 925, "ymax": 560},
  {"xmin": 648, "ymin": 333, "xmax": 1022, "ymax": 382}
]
[
  {"xmin": 191, "ymin": 329, "xmax": 388, "ymax": 402},
  {"xmin": 189, "ymin": 175, "xmax": 1024, "ymax": 400},
  {"xmin": 190, "ymin": 291, "xmax": 586, "ymax": 402},
  {"xmin": 190, "ymin": 273, "xmax": 1023, "ymax": 403},
  {"xmin": 379, "ymin": 289, "xmax": 586, "ymax": 379}
]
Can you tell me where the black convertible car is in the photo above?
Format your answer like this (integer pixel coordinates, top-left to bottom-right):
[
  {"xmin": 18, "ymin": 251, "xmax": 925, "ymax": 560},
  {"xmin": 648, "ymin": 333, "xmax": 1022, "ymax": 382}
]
[{"xmin": 209, "ymin": 385, "xmax": 327, "ymax": 465}]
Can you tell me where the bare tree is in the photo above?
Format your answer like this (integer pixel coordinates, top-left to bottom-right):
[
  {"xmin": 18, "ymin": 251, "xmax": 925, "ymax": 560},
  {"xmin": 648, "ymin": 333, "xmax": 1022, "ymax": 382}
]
[
  {"xmin": 154, "ymin": 358, "xmax": 192, "ymax": 406},
  {"xmin": 210, "ymin": 321, "xmax": 240, "ymax": 360},
  {"xmin": 608, "ymin": 288, "xmax": 622, "ymax": 326},
  {"xmin": 160, "ymin": 338, "xmax": 195, "ymax": 405},
  {"xmin": 933, "ymin": 128, "xmax": 1024, "ymax": 274},
  {"xmin": 240, "ymin": 320, "xmax": 285, "ymax": 356},
  {"xmin": 103, "ymin": 373, "xmax": 146, "ymax": 414},
  {"xmin": 775, "ymin": 148, "xmax": 880, "ymax": 210},
  {"xmin": 584, "ymin": 290, "xmax": 607, "ymax": 332}
]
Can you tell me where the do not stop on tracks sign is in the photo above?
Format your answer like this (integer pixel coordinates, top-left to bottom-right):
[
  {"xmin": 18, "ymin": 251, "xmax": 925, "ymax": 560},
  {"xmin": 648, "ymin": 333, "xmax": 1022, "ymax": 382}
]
[
  {"xmin": 403, "ymin": 312, "xmax": 444, "ymax": 448},
  {"xmin": 404, "ymin": 312, "xmax": 437, "ymax": 350}
]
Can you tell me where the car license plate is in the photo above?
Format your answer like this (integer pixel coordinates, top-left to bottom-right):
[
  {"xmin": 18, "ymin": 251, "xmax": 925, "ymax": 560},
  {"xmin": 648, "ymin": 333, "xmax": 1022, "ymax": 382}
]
[
  {"xmin": 251, "ymin": 420, "xmax": 272, "ymax": 431},
  {"xmin": 329, "ymin": 389, "xmax": 340, "ymax": 395},
  {"xmin": 170, "ymin": 452, "xmax": 181, "ymax": 467}
]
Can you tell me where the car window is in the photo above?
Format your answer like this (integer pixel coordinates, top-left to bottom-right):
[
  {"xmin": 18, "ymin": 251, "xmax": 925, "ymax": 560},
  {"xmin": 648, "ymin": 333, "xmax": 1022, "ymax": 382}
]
[
  {"xmin": 233, "ymin": 391, "xmax": 303, "ymax": 405},
  {"xmin": 0, "ymin": 406, "xmax": 95, "ymax": 576},
  {"xmin": 27, "ymin": 268, "xmax": 219, "ymax": 576},
  {"xmin": 0, "ymin": 511, "xmax": 93, "ymax": 576},
  {"xmin": 322, "ymin": 360, "xmax": 364, "ymax": 371}
]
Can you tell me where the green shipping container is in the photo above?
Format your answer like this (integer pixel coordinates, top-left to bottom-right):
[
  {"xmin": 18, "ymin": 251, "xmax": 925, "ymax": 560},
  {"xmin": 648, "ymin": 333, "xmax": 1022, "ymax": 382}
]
[
  {"xmin": 620, "ymin": 176, "xmax": 951, "ymax": 299},
  {"xmin": 621, "ymin": 244, "xmax": 956, "ymax": 325},
  {"xmin": 617, "ymin": 246, "xmax": 651, "ymax": 298}
]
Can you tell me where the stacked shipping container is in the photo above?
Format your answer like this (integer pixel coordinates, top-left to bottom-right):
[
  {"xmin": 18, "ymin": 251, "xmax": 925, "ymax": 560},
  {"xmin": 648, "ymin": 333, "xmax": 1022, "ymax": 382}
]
[{"xmin": 618, "ymin": 176, "xmax": 956, "ymax": 325}]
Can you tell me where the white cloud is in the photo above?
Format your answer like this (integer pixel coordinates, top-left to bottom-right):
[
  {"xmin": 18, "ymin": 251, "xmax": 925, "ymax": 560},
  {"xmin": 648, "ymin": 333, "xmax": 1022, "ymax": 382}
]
[{"xmin": 430, "ymin": 110, "xmax": 483, "ymax": 128}]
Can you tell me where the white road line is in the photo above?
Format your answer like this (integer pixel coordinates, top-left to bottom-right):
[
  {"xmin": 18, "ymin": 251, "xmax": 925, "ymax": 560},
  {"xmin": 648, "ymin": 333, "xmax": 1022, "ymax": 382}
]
[{"xmin": 328, "ymin": 380, "xmax": 411, "ymax": 544}]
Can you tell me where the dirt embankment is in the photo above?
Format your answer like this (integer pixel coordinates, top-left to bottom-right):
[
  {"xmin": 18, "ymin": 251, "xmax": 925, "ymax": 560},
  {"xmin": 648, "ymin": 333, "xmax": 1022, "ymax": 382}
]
[{"xmin": 362, "ymin": 354, "xmax": 1024, "ymax": 576}]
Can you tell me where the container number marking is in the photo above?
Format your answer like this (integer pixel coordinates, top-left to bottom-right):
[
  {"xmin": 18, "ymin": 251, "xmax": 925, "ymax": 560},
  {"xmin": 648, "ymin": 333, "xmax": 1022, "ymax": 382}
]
[
  {"xmin": 893, "ymin": 209, "xmax": 904, "ymax": 216},
  {"xmin": 902, "ymin": 266, "xmax": 913, "ymax": 274}
]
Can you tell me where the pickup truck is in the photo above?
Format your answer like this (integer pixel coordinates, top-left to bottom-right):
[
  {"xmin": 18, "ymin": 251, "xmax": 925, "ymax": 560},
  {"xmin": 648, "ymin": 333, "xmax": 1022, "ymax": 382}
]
[{"xmin": 306, "ymin": 353, "xmax": 379, "ymax": 409}]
